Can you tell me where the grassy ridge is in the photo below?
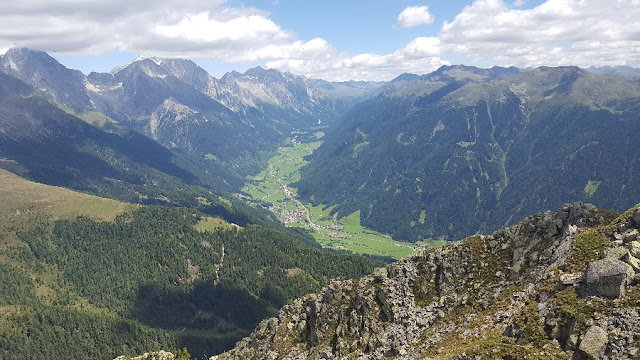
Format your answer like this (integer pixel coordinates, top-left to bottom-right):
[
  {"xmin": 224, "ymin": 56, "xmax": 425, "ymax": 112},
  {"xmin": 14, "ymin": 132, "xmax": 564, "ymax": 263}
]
[
  {"xmin": 242, "ymin": 140, "xmax": 417, "ymax": 259},
  {"xmin": 0, "ymin": 169, "xmax": 135, "ymax": 226}
]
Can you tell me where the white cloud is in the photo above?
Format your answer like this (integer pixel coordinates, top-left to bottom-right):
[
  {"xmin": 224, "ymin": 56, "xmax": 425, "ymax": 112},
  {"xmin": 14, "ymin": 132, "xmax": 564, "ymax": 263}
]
[
  {"xmin": 266, "ymin": 37, "xmax": 448, "ymax": 81},
  {"xmin": 155, "ymin": 12, "xmax": 286, "ymax": 43},
  {"xmin": 395, "ymin": 6, "xmax": 435, "ymax": 28},
  {"xmin": 0, "ymin": 0, "xmax": 638, "ymax": 81},
  {"xmin": 438, "ymin": 0, "xmax": 640, "ymax": 69}
]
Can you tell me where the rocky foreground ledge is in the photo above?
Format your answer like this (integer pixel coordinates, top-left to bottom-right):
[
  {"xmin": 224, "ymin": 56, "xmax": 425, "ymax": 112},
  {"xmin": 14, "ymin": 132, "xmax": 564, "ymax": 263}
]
[{"xmin": 211, "ymin": 203, "xmax": 640, "ymax": 359}]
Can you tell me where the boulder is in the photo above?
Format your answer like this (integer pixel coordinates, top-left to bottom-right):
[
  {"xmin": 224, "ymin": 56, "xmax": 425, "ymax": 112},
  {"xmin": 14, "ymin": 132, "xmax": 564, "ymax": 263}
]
[
  {"xmin": 584, "ymin": 258, "xmax": 634, "ymax": 298},
  {"xmin": 629, "ymin": 241, "xmax": 640, "ymax": 258},
  {"xmin": 578, "ymin": 326, "xmax": 608, "ymax": 359},
  {"xmin": 631, "ymin": 209, "xmax": 640, "ymax": 228},
  {"xmin": 626, "ymin": 254, "xmax": 640, "ymax": 273},
  {"xmin": 600, "ymin": 246, "xmax": 629, "ymax": 260}
]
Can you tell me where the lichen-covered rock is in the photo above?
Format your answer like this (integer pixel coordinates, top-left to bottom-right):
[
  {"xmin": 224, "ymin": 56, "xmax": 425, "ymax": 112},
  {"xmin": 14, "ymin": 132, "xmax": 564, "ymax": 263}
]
[
  {"xmin": 578, "ymin": 326, "xmax": 608, "ymax": 359},
  {"xmin": 629, "ymin": 241, "xmax": 640, "ymax": 258},
  {"xmin": 584, "ymin": 258, "xmax": 634, "ymax": 298},
  {"xmin": 627, "ymin": 254, "xmax": 640, "ymax": 273},
  {"xmin": 600, "ymin": 246, "xmax": 629, "ymax": 260}
]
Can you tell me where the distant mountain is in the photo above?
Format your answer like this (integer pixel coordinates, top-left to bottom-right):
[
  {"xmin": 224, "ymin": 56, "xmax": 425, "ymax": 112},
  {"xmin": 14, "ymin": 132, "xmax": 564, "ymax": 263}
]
[
  {"xmin": 209, "ymin": 67, "xmax": 364, "ymax": 129},
  {"xmin": 85, "ymin": 58, "xmax": 282, "ymax": 179},
  {"xmin": 586, "ymin": 65, "xmax": 640, "ymax": 79},
  {"xmin": 0, "ymin": 48, "xmax": 382, "ymax": 184},
  {"xmin": 0, "ymin": 72, "xmax": 283, "ymax": 230},
  {"xmin": 296, "ymin": 65, "xmax": 640, "ymax": 241},
  {"xmin": 99, "ymin": 55, "xmax": 380, "ymax": 134},
  {"xmin": 0, "ymin": 48, "xmax": 92, "ymax": 109}
]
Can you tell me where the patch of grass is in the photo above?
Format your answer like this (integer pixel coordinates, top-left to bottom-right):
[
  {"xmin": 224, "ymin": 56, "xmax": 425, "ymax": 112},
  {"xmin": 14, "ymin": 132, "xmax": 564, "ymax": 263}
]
[
  {"xmin": 449, "ymin": 333, "xmax": 565, "ymax": 359},
  {"xmin": 511, "ymin": 300, "xmax": 548, "ymax": 347},
  {"xmin": 56, "ymin": 102, "xmax": 116, "ymax": 127},
  {"xmin": 194, "ymin": 216, "xmax": 236, "ymax": 232},
  {"xmin": 312, "ymin": 210, "xmax": 413, "ymax": 259},
  {"xmin": 583, "ymin": 180, "xmax": 601, "ymax": 197},
  {"xmin": 456, "ymin": 141, "xmax": 476, "ymax": 148},
  {"xmin": 611, "ymin": 203, "xmax": 640, "ymax": 226},
  {"xmin": 352, "ymin": 141, "xmax": 369, "ymax": 158},
  {"xmin": 565, "ymin": 227, "xmax": 611, "ymax": 273},
  {"xmin": 0, "ymin": 169, "xmax": 136, "ymax": 232},
  {"xmin": 218, "ymin": 197, "xmax": 232, "ymax": 207}
]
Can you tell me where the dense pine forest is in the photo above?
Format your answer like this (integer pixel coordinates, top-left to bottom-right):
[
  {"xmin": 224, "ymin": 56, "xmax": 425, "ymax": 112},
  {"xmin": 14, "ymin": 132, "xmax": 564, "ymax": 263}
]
[{"xmin": 0, "ymin": 206, "xmax": 383, "ymax": 359}]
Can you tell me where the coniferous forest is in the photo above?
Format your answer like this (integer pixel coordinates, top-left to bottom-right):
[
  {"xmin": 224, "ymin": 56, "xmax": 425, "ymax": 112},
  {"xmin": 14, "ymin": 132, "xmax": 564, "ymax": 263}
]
[{"xmin": 0, "ymin": 206, "xmax": 383, "ymax": 359}]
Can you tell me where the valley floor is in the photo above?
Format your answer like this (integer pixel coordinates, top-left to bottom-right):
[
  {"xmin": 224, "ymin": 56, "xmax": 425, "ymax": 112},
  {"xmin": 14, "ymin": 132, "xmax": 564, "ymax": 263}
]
[{"xmin": 241, "ymin": 137, "xmax": 422, "ymax": 259}]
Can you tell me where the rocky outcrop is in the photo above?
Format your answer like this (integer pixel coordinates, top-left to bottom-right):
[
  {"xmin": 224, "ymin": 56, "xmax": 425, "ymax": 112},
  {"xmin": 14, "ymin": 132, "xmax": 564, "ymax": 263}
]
[
  {"xmin": 211, "ymin": 203, "xmax": 640, "ymax": 359},
  {"xmin": 115, "ymin": 350, "xmax": 175, "ymax": 360}
]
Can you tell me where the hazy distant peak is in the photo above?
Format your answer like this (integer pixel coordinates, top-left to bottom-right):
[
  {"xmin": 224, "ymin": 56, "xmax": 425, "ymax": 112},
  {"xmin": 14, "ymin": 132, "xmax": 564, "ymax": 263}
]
[{"xmin": 390, "ymin": 73, "xmax": 419, "ymax": 83}]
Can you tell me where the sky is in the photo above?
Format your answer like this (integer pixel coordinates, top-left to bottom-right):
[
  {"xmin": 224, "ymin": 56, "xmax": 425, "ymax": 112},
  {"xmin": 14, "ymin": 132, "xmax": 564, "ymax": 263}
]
[{"xmin": 0, "ymin": 0, "xmax": 639, "ymax": 81}]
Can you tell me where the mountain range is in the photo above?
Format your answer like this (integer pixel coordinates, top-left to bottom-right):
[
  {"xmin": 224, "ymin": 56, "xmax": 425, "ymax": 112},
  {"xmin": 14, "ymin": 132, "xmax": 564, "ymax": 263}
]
[
  {"xmin": 296, "ymin": 65, "xmax": 640, "ymax": 242},
  {"xmin": 1, "ymin": 48, "xmax": 640, "ymax": 359},
  {"xmin": 0, "ymin": 48, "xmax": 379, "ymax": 188}
]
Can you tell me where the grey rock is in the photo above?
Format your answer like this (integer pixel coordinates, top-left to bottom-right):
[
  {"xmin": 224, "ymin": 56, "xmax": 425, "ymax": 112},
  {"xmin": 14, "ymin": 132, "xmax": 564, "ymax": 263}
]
[
  {"xmin": 600, "ymin": 246, "xmax": 629, "ymax": 260},
  {"xmin": 559, "ymin": 273, "xmax": 582, "ymax": 285},
  {"xmin": 631, "ymin": 209, "xmax": 640, "ymax": 228},
  {"xmin": 578, "ymin": 326, "xmax": 608, "ymax": 359},
  {"xmin": 584, "ymin": 258, "xmax": 635, "ymax": 298},
  {"xmin": 623, "ymin": 229, "xmax": 639, "ymax": 244},
  {"xmin": 629, "ymin": 241, "xmax": 640, "ymax": 258},
  {"xmin": 626, "ymin": 254, "xmax": 640, "ymax": 273}
]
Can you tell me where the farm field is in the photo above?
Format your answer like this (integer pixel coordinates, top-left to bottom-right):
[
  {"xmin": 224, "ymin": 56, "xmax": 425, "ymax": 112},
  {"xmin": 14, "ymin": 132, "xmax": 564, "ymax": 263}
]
[{"xmin": 242, "ymin": 139, "xmax": 419, "ymax": 259}]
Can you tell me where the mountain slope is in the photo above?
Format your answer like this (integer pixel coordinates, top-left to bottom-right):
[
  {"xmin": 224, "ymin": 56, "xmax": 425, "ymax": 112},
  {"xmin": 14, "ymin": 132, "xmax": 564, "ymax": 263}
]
[
  {"xmin": 0, "ymin": 72, "xmax": 290, "ymax": 233},
  {"xmin": 296, "ymin": 66, "xmax": 640, "ymax": 241},
  {"xmin": 0, "ymin": 170, "xmax": 385, "ymax": 359},
  {"xmin": 0, "ymin": 49, "xmax": 381, "ymax": 185},
  {"xmin": 213, "ymin": 202, "xmax": 640, "ymax": 359},
  {"xmin": 87, "ymin": 58, "xmax": 278, "ymax": 179}
]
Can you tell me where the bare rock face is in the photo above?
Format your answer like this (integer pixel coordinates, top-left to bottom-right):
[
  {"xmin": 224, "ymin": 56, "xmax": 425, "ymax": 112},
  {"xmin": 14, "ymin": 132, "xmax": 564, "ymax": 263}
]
[{"xmin": 211, "ymin": 203, "xmax": 640, "ymax": 360}]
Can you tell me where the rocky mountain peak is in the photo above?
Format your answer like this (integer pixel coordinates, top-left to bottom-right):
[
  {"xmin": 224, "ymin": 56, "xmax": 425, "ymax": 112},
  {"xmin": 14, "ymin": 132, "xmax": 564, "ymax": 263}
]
[
  {"xmin": 213, "ymin": 203, "xmax": 640, "ymax": 359},
  {"xmin": 0, "ymin": 47, "xmax": 92, "ymax": 110}
]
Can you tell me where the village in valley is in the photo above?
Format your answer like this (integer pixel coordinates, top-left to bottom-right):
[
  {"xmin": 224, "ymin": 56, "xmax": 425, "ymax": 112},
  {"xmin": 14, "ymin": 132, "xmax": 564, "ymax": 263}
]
[{"xmin": 240, "ymin": 136, "xmax": 423, "ymax": 260}]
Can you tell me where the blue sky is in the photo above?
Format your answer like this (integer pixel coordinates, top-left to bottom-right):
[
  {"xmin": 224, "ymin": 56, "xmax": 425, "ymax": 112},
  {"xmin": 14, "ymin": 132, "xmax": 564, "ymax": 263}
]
[{"xmin": 0, "ymin": 0, "xmax": 637, "ymax": 80}]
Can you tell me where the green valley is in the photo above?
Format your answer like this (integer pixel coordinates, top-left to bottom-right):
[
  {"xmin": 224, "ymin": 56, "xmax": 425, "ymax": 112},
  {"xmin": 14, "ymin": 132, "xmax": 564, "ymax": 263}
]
[{"xmin": 241, "ymin": 138, "xmax": 423, "ymax": 259}]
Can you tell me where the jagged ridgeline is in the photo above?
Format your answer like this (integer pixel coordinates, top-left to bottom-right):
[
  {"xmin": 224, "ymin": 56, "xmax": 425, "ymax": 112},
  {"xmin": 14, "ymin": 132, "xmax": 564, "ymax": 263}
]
[
  {"xmin": 0, "ymin": 171, "xmax": 384, "ymax": 359},
  {"xmin": 213, "ymin": 202, "xmax": 640, "ymax": 359},
  {"xmin": 296, "ymin": 66, "xmax": 640, "ymax": 242},
  {"xmin": 0, "ymin": 48, "xmax": 380, "ymax": 188}
]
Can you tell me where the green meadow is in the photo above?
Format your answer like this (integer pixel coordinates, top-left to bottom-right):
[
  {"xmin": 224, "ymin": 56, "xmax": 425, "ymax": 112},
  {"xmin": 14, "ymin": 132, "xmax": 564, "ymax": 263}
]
[{"xmin": 242, "ymin": 140, "xmax": 415, "ymax": 259}]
